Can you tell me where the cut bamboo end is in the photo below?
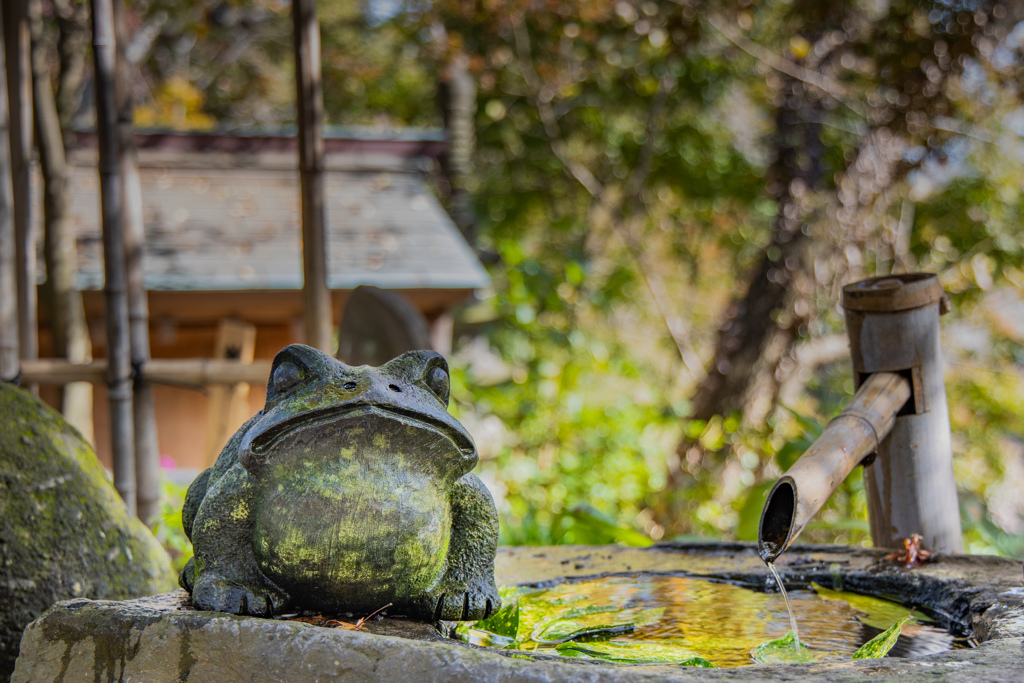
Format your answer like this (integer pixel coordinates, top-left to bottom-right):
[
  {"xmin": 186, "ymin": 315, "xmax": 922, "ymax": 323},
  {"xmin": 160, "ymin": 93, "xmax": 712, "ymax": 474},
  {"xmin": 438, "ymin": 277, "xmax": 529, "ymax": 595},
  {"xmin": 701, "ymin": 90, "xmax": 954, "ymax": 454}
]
[{"xmin": 758, "ymin": 371, "xmax": 911, "ymax": 561}]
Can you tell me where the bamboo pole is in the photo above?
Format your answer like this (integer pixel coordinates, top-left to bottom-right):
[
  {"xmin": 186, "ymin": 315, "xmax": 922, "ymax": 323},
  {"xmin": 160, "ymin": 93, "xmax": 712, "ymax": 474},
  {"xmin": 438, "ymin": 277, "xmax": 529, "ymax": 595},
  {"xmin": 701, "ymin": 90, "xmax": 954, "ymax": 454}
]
[
  {"xmin": 843, "ymin": 274, "xmax": 962, "ymax": 552},
  {"xmin": 113, "ymin": 0, "xmax": 159, "ymax": 523},
  {"xmin": 0, "ymin": 13, "xmax": 18, "ymax": 383},
  {"xmin": 292, "ymin": 0, "xmax": 332, "ymax": 354},
  {"xmin": 758, "ymin": 371, "xmax": 911, "ymax": 561},
  {"xmin": 2, "ymin": 0, "xmax": 37, "ymax": 375},
  {"xmin": 91, "ymin": 0, "xmax": 135, "ymax": 515},
  {"xmin": 20, "ymin": 358, "xmax": 273, "ymax": 386}
]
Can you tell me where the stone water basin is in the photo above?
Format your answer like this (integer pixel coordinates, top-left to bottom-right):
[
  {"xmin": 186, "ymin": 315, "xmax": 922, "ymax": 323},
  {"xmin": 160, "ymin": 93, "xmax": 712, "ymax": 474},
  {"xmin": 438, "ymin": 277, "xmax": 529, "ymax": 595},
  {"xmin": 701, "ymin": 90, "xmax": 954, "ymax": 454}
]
[{"xmin": 13, "ymin": 543, "xmax": 1024, "ymax": 682}]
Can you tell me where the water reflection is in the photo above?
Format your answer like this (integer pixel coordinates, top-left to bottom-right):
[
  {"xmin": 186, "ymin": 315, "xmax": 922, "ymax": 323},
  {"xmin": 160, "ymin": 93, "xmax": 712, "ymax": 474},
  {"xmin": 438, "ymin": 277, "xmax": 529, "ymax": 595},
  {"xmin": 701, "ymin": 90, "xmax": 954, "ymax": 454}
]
[{"xmin": 500, "ymin": 574, "xmax": 954, "ymax": 668}]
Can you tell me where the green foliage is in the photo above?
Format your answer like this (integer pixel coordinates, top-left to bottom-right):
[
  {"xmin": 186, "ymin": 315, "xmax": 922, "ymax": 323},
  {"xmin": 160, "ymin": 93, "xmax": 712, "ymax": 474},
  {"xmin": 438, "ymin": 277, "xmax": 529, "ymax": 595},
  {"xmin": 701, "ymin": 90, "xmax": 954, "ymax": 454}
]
[
  {"xmin": 149, "ymin": 477, "xmax": 193, "ymax": 574},
  {"xmin": 120, "ymin": 0, "xmax": 1024, "ymax": 558}
]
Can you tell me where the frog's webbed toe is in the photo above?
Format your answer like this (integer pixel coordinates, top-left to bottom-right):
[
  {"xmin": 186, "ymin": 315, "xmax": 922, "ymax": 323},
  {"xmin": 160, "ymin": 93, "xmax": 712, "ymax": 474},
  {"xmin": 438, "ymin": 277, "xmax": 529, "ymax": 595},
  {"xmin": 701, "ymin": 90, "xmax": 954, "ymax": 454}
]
[{"xmin": 191, "ymin": 573, "xmax": 289, "ymax": 617}]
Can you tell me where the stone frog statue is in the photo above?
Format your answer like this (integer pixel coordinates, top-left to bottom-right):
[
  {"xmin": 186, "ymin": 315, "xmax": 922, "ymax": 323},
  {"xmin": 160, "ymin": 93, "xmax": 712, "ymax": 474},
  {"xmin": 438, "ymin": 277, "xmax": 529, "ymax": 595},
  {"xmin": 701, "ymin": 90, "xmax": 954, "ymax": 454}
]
[{"xmin": 179, "ymin": 344, "xmax": 501, "ymax": 621}]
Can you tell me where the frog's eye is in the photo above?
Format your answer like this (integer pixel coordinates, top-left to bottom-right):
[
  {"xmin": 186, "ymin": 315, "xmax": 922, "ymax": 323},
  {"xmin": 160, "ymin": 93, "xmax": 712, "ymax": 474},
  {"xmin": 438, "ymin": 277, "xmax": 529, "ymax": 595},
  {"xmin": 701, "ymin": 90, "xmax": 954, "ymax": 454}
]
[
  {"xmin": 426, "ymin": 365, "xmax": 450, "ymax": 406},
  {"xmin": 272, "ymin": 361, "xmax": 305, "ymax": 393}
]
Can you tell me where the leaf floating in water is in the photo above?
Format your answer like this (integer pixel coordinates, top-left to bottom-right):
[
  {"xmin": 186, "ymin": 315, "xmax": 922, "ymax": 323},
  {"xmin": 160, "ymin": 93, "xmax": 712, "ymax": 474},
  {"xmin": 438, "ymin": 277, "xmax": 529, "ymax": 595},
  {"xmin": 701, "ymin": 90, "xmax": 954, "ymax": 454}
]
[
  {"xmin": 555, "ymin": 640, "xmax": 718, "ymax": 667},
  {"xmin": 462, "ymin": 628, "xmax": 517, "ymax": 649},
  {"xmin": 811, "ymin": 583, "xmax": 931, "ymax": 630},
  {"xmin": 533, "ymin": 620, "xmax": 636, "ymax": 644},
  {"xmin": 852, "ymin": 616, "xmax": 911, "ymax": 659},
  {"xmin": 474, "ymin": 598, "xmax": 521, "ymax": 639},
  {"xmin": 751, "ymin": 631, "xmax": 818, "ymax": 664},
  {"xmin": 532, "ymin": 606, "xmax": 664, "ymax": 644}
]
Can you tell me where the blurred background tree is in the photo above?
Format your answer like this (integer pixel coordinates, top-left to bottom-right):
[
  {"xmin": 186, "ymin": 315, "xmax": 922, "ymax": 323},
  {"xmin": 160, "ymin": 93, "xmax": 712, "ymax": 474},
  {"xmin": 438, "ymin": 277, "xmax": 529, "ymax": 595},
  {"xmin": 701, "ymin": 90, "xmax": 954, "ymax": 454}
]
[{"xmin": 45, "ymin": 0, "xmax": 1024, "ymax": 556}]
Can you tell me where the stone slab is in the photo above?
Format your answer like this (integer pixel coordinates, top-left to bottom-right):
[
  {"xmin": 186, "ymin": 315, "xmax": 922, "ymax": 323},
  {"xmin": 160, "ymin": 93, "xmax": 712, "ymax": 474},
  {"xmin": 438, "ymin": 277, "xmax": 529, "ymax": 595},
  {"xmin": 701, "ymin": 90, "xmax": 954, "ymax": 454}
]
[{"xmin": 13, "ymin": 544, "xmax": 1024, "ymax": 682}]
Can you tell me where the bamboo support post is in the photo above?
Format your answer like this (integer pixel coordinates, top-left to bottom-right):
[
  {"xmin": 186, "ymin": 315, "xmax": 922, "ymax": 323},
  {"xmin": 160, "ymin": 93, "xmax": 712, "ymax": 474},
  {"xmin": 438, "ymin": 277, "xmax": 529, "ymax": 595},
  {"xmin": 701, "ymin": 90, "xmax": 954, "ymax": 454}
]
[
  {"xmin": 292, "ymin": 0, "xmax": 332, "ymax": 354},
  {"xmin": 758, "ymin": 371, "xmax": 911, "ymax": 561},
  {"xmin": 91, "ymin": 0, "xmax": 135, "ymax": 515},
  {"xmin": 843, "ymin": 274, "xmax": 962, "ymax": 552},
  {"xmin": 0, "ymin": 14, "xmax": 18, "ymax": 382},
  {"xmin": 20, "ymin": 358, "xmax": 272, "ymax": 386},
  {"xmin": 2, "ymin": 0, "xmax": 37, "ymax": 374},
  {"xmin": 114, "ymin": 0, "xmax": 159, "ymax": 523}
]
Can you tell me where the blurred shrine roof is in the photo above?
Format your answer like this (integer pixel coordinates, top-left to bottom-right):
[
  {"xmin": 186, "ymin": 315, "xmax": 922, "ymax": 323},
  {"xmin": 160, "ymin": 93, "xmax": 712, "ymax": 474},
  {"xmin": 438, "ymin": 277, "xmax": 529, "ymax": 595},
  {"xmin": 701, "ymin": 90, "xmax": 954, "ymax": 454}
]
[{"xmin": 53, "ymin": 129, "xmax": 490, "ymax": 293}]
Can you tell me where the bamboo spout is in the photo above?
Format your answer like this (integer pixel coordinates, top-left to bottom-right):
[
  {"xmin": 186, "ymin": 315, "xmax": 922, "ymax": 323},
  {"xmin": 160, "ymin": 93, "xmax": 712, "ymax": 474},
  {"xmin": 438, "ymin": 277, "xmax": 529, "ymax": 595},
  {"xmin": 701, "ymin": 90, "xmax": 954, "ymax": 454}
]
[{"xmin": 758, "ymin": 372, "xmax": 911, "ymax": 562}]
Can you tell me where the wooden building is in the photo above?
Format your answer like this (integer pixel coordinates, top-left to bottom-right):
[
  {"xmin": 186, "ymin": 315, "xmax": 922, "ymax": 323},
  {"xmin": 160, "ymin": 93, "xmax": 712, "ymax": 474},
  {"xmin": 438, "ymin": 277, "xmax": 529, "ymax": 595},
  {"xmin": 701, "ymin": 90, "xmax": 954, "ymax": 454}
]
[{"xmin": 35, "ymin": 130, "xmax": 489, "ymax": 475}]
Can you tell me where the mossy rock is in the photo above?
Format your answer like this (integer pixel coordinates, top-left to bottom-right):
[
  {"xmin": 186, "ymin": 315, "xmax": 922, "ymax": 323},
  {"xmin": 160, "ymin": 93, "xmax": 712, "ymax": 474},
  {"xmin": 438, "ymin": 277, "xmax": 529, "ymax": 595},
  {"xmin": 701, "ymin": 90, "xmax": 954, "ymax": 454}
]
[{"xmin": 0, "ymin": 383, "xmax": 175, "ymax": 681}]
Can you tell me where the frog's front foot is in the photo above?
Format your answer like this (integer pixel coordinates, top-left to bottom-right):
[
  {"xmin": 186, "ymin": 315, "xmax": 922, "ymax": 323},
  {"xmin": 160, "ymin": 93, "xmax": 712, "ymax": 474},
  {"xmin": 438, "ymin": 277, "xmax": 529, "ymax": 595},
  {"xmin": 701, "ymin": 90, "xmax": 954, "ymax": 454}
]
[
  {"xmin": 191, "ymin": 572, "xmax": 289, "ymax": 617},
  {"xmin": 425, "ymin": 580, "xmax": 501, "ymax": 621}
]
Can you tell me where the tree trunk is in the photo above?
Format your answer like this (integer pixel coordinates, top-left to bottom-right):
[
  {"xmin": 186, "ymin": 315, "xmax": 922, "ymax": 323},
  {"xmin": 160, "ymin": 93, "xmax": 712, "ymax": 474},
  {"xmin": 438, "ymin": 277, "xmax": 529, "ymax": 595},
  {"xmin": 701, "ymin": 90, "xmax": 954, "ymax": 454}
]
[
  {"xmin": 54, "ymin": 0, "xmax": 89, "ymax": 137},
  {"xmin": 439, "ymin": 51, "xmax": 477, "ymax": 243},
  {"xmin": 0, "ymin": 13, "xmax": 19, "ymax": 383},
  {"xmin": 27, "ymin": 0, "xmax": 94, "ymax": 442},
  {"xmin": 293, "ymin": 0, "xmax": 332, "ymax": 354},
  {"xmin": 686, "ymin": 76, "xmax": 824, "ymax": 428}
]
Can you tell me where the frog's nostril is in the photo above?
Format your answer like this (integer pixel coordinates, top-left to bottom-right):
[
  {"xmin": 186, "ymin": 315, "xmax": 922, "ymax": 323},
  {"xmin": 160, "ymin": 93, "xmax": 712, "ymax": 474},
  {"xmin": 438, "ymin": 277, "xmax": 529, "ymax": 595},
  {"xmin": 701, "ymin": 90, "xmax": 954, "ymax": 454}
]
[{"xmin": 388, "ymin": 384, "xmax": 402, "ymax": 392}]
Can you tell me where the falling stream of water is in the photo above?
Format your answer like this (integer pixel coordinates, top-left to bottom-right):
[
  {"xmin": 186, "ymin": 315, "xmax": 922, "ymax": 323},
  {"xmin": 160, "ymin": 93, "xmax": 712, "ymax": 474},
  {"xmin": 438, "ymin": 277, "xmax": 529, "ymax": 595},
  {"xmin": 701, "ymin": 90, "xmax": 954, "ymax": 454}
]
[{"xmin": 766, "ymin": 561, "xmax": 801, "ymax": 648}]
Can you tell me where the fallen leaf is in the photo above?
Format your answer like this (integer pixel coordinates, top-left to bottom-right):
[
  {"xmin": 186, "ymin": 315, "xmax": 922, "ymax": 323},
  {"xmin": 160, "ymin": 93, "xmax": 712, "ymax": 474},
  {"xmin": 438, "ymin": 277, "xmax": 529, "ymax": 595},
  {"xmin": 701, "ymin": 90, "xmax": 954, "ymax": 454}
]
[{"xmin": 884, "ymin": 534, "xmax": 933, "ymax": 569}]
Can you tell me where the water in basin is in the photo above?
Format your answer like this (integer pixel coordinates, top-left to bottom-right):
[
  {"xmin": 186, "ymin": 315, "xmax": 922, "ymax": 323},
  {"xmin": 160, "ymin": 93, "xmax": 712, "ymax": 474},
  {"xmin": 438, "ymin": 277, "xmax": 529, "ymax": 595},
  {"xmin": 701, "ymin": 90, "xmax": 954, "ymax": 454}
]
[{"xmin": 457, "ymin": 573, "xmax": 956, "ymax": 668}]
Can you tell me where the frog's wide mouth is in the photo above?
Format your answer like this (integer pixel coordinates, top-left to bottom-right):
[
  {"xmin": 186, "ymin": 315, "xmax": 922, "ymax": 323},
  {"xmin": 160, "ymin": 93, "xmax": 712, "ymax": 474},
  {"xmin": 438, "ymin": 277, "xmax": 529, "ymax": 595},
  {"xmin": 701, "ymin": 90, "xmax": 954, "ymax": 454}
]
[{"xmin": 247, "ymin": 403, "xmax": 476, "ymax": 459}]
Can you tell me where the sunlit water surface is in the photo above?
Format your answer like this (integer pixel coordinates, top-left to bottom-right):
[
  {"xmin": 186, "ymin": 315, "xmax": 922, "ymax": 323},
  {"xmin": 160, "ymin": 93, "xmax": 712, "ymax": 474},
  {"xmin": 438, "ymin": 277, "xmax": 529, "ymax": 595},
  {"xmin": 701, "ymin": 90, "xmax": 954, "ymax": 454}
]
[{"xmin": 474, "ymin": 574, "xmax": 956, "ymax": 668}]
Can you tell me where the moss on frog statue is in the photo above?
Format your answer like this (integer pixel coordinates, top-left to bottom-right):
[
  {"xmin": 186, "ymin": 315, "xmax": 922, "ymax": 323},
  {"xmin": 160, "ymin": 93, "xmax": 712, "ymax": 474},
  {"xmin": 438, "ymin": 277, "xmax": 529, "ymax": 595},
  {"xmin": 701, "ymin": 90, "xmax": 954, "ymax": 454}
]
[
  {"xmin": 0, "ymin": 383, "xmax": 175, "ymax": 681},
  {"xmin": 180, "ymin": 345, "xmax": 501, "ymax": 621}
]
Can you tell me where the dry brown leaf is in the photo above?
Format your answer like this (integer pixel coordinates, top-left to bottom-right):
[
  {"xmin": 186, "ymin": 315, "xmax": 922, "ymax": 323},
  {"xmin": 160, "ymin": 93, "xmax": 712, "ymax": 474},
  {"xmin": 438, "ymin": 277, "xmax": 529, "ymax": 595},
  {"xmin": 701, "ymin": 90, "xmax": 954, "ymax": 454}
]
[
  {"xmin": 884, "ymin": 533, "xmax": 933, "ymax": 569},
  {"xmin": 288, "ymin": 603, "xmax": 392, "ymax": 630}
]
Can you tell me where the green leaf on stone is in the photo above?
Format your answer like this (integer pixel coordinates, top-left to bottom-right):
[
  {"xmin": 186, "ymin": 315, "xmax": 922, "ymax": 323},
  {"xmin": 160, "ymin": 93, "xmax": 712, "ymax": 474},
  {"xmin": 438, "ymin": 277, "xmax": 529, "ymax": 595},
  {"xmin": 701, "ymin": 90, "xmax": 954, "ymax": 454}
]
[
  {"xmin": 811, "ymin": 584, "xmax": 931, "ymax": 630},
  {"xmin": 556, "ymin": 640, "xmax": 719, "ymax": 667},
  {"xmin": 852, "ymin": 617, "xmax": 911, "ymax": 659},
  {"xmin": 750, "ymin": 632, "xmax": 817, "ymax": 664}
]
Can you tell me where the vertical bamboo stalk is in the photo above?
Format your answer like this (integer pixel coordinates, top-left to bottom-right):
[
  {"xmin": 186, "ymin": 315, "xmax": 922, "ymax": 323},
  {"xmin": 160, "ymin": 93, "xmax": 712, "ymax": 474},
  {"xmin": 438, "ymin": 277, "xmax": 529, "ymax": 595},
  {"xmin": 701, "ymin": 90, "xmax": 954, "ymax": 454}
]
[
  {"xmin": 0, "ymin": 14, "xmax": 18, "ymax": 383},
  {"xmin": 842, "ymin": 273, "xmax": 962, "ymax": 552},
  {"xmin": 2, "ymin": 0, "xmax": 36, "ymax": 374},
  {"xmin": 91, "ymin": 0, "xmax": 135, "ymax": 514},
  {"xmin": 113, "ymin": 0, "xmax": 158, "ymax": 523},
  {"xmin": 292, "ymin": 0, "xmax": 332, "ymax": 354}
]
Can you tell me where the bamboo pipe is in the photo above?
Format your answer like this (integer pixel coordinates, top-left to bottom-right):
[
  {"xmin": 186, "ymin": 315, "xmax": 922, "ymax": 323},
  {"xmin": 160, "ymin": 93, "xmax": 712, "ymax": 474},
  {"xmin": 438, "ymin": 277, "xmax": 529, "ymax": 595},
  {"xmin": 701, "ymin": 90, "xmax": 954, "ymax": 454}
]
[
  {"xmin": 758, "ymin": 371, "xmax": 911, "ymax": 562},
  {"xmin": 20, "ymin": 358, "xmax": 273, "ymax": 386}
]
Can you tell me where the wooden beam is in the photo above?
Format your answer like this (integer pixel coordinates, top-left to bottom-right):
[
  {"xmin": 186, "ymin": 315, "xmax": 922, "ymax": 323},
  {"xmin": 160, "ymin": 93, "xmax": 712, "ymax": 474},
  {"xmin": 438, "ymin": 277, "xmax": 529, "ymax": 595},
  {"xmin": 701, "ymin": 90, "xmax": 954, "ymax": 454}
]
[
  {"xmin": 292, "ymin": 0, "xmax": 332, "ymax": 354},
  {"xmin": 204, "ymin": 319, "xmax": 256, "ymax": 466},
  {"xmin": 91, "ymin": 0, "xmax": 135, "ymax": 514},
  {"xmin": 21, "ymin": 358, "xmax": 272, "ymax": 386}
]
